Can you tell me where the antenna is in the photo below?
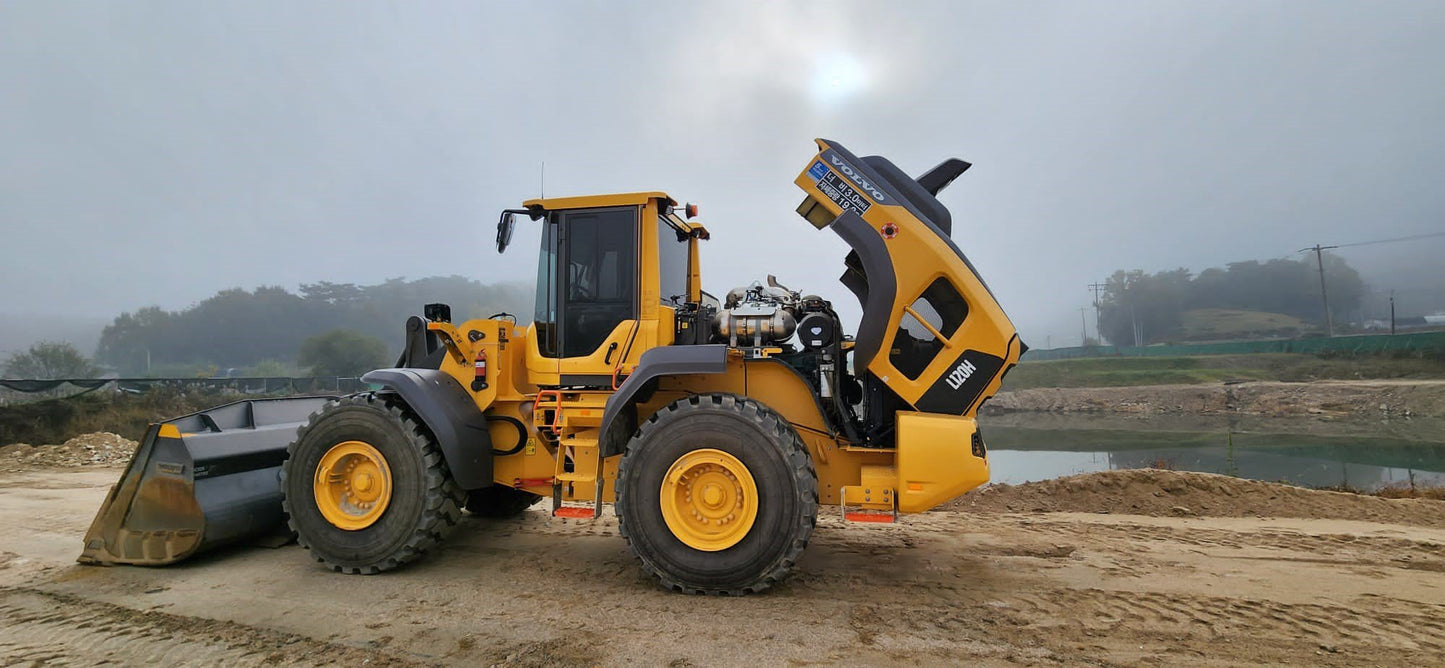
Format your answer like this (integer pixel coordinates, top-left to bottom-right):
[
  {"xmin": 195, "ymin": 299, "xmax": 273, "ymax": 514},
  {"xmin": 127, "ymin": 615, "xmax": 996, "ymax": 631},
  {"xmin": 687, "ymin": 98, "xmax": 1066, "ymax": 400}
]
[{"xmin": 540, "ymin": 161, "xmax": 545, "ymax": 199}]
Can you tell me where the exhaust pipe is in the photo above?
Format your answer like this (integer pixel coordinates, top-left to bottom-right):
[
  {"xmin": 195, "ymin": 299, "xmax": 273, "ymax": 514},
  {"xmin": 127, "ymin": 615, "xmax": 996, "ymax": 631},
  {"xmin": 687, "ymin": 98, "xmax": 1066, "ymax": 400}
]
[{"xmin": 78, "ymin": 396, "xmax": 337, "ymax": 566}]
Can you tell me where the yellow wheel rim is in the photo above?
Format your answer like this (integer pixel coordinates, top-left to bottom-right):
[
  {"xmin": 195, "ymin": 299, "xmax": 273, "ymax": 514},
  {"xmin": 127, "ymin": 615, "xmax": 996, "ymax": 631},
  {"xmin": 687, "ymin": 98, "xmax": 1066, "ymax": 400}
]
[
  {"xmin": 659, "ymin": 448, "xmax": 758, "ymax": 551},
  {"xmin": 313, "ymin": 440, "xmax": 392, "ymax": 531}
]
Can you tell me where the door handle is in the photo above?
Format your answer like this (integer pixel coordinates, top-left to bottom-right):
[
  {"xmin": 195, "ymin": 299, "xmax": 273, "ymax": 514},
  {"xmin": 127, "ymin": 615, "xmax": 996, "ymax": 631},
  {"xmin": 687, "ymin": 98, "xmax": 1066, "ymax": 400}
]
[{"xmin": 604, "ymin": 342, "xmax": 619, "ymax": 365}]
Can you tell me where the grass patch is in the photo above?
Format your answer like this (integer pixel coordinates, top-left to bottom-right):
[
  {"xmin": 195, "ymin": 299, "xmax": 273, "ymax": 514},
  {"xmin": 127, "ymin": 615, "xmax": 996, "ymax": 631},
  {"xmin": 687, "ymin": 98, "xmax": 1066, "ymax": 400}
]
[
  {"xmin": 1373, "ymin": 485, "xmax": 1445, "ymax": 501},
  {"xmin": 1315, "ymin": 482, "xmax": 1445, "ymax": 501},
  {"xmin": 1179, "ymin": 308, "xmax": 1310, "ymax": 341},
  {"xmin": 1004, "ymin": 353, "xmax": 1445, "ymax": 389}
]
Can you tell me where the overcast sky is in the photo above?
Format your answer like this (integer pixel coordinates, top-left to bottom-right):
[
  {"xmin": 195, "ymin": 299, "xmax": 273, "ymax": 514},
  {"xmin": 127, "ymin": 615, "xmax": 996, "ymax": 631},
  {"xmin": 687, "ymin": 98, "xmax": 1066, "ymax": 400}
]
[{"xmin": 2, "ymin": 0, "xmax": 1442, "ymax": 350}]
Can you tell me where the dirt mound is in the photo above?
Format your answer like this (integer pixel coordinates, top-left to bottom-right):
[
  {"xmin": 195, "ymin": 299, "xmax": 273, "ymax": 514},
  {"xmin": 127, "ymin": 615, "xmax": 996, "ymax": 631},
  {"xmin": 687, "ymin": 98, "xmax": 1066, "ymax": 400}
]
[
  {"xmin": 0, "ymin": 432, "xmax": 137, "ymax": 472},
  {"xmin": 949, "ymin": 469, "xmax": 1445, "ymax": 528}
]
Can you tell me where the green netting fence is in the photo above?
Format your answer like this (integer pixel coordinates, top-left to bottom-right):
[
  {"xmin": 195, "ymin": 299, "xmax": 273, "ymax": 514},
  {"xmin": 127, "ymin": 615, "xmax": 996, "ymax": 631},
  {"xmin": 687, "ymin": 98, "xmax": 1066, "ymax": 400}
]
[{"xmin": 1026, "ymin": 331, "xmax": 1445, "ymax": 361}]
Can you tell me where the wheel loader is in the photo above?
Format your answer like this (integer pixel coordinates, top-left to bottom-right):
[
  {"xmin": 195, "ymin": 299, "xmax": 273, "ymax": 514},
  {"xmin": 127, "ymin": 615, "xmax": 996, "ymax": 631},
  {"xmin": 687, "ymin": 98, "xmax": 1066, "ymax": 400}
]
[{"xmin": 80, "ymin": 139, "xmax": 1025, "ymax": 594}]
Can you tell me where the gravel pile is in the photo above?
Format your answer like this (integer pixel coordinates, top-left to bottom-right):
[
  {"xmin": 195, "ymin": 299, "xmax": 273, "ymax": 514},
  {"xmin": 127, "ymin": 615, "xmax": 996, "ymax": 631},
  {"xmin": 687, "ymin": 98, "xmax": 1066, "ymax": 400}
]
[{"xmin": 0, "ymin": 432, "xmax": 138, "ymax": 472}]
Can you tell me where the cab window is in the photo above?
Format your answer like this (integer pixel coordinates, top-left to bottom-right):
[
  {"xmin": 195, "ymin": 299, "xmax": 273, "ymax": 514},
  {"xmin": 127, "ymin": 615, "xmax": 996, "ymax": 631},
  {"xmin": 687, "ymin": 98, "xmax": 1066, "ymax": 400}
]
[
  {"xmin": 890, "ymin": 277, "xmax": 968, "ymax": 379},
  {"xmin": 658, "ymin": 215, "xmax": 689, "ymax": 305},
  {"xmin": 559, "ymin": 207, "xmax": 637, "ymax": 358}
]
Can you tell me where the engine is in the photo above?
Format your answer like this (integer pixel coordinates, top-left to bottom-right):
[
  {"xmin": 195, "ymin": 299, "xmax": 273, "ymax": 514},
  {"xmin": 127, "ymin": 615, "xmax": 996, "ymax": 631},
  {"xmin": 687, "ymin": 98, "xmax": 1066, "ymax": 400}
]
[
  {"xmin": 715, "ymin": 280, "xmax": 797, "ymax": 347},
  {"xmin": 710, "ymin": 276, "xmax": 835, "ymax": 349},
  {"xmin": 685, "ymin": 275, "xmax": 875, "ymax": 445}
]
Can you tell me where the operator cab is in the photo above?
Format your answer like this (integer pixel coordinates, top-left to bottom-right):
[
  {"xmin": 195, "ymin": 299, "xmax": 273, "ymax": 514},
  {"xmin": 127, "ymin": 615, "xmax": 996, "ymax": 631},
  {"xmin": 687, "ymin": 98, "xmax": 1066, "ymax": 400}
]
[{"xmin": 496, "ymin": 193, "xmax": 707, "ymax": 388}]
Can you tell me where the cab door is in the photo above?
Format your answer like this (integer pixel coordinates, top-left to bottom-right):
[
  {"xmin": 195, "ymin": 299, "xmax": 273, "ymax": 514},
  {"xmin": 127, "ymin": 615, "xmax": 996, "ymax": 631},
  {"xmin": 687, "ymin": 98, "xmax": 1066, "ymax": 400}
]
[{"xmin": 528, "ymin": 206, "xmax": 640, "ymax": 385}]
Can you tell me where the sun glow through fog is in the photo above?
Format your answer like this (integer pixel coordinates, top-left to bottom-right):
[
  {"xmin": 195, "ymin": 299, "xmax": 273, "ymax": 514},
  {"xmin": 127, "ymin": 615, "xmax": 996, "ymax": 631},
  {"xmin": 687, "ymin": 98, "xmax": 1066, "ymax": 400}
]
[{"xmin": 810, "ymin": 52, "xmax": 869, "ymax": 105}]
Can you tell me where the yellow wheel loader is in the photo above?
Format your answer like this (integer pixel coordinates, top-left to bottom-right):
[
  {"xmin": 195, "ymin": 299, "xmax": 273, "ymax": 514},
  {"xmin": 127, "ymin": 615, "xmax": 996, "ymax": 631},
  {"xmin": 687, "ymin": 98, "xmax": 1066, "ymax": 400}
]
[{"xmin": 80, "ymin": 139, "xmax": 1025, "ymax": 594}]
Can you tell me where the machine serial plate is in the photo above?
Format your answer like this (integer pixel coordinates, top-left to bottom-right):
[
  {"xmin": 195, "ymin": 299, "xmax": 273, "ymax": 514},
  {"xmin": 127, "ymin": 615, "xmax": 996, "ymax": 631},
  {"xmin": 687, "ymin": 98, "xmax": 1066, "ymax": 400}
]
[{"xmin": 811, "ymin": 162, "xmax": 872, "ymax": 217}]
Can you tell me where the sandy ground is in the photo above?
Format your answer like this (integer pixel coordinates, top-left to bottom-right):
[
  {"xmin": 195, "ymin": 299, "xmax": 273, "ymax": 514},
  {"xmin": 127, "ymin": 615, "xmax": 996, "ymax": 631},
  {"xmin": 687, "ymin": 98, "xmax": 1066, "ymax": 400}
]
[{"xmin": 1, "ymin": 467, "xmax": 1443, "ymax": 666}]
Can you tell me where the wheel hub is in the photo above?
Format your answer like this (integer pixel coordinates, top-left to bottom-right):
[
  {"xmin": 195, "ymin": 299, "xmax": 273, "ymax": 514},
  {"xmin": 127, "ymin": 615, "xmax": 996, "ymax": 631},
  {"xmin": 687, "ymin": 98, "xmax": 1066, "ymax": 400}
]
[
  {"xmin": 659, "ymin": 449, "xmax": 758, "ymax": 551},
  {"xmin": 314, "ymin": 440, "xmax": 393, "ymax": 530}
]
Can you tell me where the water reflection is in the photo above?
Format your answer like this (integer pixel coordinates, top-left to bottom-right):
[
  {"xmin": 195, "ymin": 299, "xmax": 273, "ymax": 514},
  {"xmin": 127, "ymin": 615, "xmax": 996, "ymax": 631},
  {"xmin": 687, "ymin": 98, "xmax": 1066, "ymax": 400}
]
[{"xmin": 978, "ymin": 413, "xmax": 1445, "ymax": 491}]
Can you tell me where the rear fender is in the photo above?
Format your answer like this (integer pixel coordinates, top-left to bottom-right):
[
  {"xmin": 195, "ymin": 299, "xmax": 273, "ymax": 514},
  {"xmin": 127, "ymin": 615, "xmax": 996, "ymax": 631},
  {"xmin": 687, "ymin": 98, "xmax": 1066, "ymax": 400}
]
[{"xmin": 360, "ymin": 368, "xmax": 493, "ymax": 489}]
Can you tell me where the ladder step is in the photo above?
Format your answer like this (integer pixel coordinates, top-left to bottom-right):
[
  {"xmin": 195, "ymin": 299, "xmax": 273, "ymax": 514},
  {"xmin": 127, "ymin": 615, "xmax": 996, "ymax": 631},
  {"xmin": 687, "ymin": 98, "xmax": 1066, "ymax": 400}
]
[
  {"xmin": 844, "ymin": 511, "xmax": 896, "ymax": 524},
  {"xmin": 552, "ymin": 506, "xmax": 596, "ymax": 519}
]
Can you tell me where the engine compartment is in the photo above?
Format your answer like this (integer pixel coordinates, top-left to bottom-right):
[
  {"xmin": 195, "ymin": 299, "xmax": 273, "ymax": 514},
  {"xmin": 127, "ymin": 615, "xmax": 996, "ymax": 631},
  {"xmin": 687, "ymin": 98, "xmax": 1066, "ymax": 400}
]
[{"xmin": 674, "ymin": 275, "xmax": 906, "ymax": 448}]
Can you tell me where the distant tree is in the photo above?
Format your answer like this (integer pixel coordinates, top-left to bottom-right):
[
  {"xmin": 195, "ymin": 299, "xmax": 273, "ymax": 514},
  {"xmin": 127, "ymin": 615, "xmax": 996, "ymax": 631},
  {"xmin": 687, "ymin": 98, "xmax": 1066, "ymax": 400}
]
[
  {"xmin": 3, "ymin": 341, "xmax": 101, "ymax": 379},
  {"xmin": 297, "ymin": 330, "xmax": 390, "ymax": 377},
  {"xmin": 247, "ymin": 359, "xmax": 298, "ymax": 377},
  {"xmin": 94, "ymin": 276, "xmax": 533, "ymax": 373},
  {"xmin": 1099, "ymin": 268, "xmax": 1190, "ymax": 346},
  {"xmin": 1099, "ymin": 253, "xmax": 1367, "ymax": 345},
  {"xmin": 95, "ymin": 306, "xmax": 174, "ymax": 374}
]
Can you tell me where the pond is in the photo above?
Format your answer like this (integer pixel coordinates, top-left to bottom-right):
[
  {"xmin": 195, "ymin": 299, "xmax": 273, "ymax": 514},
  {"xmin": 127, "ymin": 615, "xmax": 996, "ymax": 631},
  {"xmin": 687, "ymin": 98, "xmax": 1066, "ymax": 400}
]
[{"xmin": 978, "ymin": 413, "xmax": 1445, "ymax": 491}]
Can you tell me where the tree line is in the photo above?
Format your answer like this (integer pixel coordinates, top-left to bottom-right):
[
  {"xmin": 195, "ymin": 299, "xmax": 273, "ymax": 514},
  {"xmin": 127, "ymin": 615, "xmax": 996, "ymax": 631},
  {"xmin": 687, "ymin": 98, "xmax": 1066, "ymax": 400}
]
[
  {"xmin": 1098, "ymin": 254, "xmax": 1365, "ymax": 346},
  {"xmin": 94, "ymin": 276, "xmax": 533, "ymax": 376}
]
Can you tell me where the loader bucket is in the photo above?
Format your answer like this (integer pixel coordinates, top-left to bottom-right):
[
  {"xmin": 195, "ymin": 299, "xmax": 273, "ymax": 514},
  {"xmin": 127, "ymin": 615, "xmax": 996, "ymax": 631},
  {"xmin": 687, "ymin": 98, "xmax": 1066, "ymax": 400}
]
[{"xmin": 79, "ymin": 396, "xmax": 337, "ymax": 566}]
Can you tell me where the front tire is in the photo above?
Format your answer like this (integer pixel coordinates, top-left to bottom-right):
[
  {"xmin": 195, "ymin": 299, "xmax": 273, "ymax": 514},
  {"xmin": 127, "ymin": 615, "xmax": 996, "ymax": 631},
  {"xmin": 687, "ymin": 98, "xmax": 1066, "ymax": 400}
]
[
  {"xmin": 281, "ymin": 394, "xmax": 465, "ymax": 574},
  {"xmin": 615, "ymin": 394, "xmax": 817, "ymax": 595}
]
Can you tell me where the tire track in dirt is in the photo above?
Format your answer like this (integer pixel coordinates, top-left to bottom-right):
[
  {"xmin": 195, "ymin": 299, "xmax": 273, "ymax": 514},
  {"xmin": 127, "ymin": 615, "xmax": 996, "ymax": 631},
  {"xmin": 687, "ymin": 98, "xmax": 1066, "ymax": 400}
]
[
  {"xmin": 848, "ymin": 587, "xmax": 1445, "ymax": 664},
  {"xmin": 0, "ymin": 587, "xmax": 422, "ymax": 666},
  {"xmin": 1002, "ymin": 588, "xmax": 1445, "ymax": 652},
  {"xmin": 1010, "ymin": 518, "xmax": 1445, "ymax": 568}
]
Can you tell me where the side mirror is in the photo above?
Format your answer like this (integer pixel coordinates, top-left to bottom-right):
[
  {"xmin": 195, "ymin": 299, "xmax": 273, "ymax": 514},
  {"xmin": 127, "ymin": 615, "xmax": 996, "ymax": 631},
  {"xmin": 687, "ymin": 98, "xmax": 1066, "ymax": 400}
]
[{"xmin": 496, "ymin": 211, "xmax": 517, "ymax": 253}]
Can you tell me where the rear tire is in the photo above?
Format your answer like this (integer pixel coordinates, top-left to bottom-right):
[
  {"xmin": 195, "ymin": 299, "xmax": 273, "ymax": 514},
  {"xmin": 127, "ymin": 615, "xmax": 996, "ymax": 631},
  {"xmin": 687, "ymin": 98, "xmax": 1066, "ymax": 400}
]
[
  {"xmin": 465, "ymin": 485, "xmax": 543, "ymax": 518},
  {"xmin": 281, "ymin": 394, "xmax": 465, "ymax": 574},
  {"xmin": 615, "ymin": 394, "xmax": 817, "ymax": 595}
]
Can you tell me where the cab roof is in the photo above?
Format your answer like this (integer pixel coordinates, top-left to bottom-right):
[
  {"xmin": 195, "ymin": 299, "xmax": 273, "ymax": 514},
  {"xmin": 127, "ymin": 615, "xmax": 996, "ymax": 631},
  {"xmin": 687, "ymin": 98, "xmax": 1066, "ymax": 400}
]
[{"xmin": 522, "ymin": 191, "xmax": 676, "ymax": 211}]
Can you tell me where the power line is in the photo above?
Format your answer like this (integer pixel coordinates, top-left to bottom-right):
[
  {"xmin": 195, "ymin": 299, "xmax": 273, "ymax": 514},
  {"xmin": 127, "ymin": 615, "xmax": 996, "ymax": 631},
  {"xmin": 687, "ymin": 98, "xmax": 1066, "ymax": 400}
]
[{"xmin": 1332, "ymin": 230, "xmax": 1445, "ymax": 249}]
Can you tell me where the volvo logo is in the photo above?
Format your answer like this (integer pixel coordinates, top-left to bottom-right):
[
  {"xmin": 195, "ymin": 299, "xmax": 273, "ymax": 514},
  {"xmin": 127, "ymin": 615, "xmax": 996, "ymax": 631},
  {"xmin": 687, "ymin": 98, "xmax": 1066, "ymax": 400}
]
[{"xmin": 829, "ymin": 155, "xmax": 887, "ymax": 202}]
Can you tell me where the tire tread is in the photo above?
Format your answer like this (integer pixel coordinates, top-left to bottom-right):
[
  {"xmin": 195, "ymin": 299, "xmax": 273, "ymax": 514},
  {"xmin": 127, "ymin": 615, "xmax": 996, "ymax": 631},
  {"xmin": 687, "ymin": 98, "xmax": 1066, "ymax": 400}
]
[
  {"xmin": 279, "ymin": 393, "xmax": 466, "ymax": 574},
  {"xmin": 615, "ymin": 393, "xmax": 818, "ymax": 595}
]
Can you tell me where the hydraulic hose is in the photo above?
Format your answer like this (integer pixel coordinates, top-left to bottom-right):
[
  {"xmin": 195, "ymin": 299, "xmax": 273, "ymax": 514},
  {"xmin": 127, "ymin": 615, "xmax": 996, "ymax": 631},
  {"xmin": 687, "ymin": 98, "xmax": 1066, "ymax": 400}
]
[{"xmin": 487, "ymin": 414, "xmax": 530, "ymax": 456}]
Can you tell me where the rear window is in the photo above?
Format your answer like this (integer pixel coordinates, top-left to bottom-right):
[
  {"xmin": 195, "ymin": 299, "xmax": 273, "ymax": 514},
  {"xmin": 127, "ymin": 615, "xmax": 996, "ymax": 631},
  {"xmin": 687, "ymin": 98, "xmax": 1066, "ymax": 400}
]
[{"xmin": 890, "ymin": 278, "xmax": 968, "ymax": 379}]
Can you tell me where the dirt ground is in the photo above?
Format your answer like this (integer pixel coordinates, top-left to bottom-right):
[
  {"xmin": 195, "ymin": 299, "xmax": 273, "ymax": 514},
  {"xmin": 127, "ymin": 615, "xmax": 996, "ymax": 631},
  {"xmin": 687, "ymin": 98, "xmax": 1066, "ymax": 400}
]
[{"xmin": 0, "ymin": 464, "xmax": 1441, "ymax": 666}]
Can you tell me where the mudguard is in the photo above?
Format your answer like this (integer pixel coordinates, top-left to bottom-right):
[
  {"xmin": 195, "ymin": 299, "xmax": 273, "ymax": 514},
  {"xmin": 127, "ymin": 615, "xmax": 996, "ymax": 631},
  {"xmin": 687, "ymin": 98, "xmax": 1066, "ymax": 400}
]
[
  {"xmin": 598, "ymin": 344, "xmax": 729, "ymax": 456},
  {"xmin": 359, "ymin": 368, "xmax": 493, "ymax": 489}
]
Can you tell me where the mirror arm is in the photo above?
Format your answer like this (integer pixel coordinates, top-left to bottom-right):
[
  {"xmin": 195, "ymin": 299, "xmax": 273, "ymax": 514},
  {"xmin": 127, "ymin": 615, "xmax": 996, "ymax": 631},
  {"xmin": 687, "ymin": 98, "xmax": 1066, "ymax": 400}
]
[{"xmin": 496, "ymin": 208, "xmax": 532, "ymax": 254}]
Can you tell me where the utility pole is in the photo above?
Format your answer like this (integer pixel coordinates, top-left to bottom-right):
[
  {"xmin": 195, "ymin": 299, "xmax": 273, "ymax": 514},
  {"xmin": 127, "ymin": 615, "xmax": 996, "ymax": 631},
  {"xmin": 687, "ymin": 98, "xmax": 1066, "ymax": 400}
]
[
  {"xmin": 1299, "ymin": 243, "xmax": 1339, "ymax": 337},
  {"xmin": 1130, "ymin": 305, "xmax": 1142, "ymax": 347},
  {"xmin": 1080, "ymin": 308, "xmax": 1090, "ymax": 347},
  {"xmin": 1088, "ymin": 282, "xmax": 1107, "ymax": 345},
  {"xmin": 1390, "ymin": 290, "xmax": 1396, "ymax": 336}
]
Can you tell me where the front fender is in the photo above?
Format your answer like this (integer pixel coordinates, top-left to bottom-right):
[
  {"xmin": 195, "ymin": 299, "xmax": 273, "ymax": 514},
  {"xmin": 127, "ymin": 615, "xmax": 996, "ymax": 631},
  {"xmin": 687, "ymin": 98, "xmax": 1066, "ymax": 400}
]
[
  {"xmin": 360, "ymin": 368, "xmax": 493, "ymax": 489},
  {"xmin": 598, "ymin": 345, "xmax": 729, "ymax": 457}
]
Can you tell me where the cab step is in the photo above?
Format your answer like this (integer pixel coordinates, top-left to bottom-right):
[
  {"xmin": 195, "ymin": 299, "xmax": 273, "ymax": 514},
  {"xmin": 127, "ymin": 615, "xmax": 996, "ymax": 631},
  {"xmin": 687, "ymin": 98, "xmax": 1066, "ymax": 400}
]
[
  {"xmin": 550, "ymin": 484, "xmax": 602, "ymax": 519},
  {"xmin": 840, "ymin": 482, "xmax": 897, "ymax": 524},
  {"xmin": 843, "ymin": 510, "xmax": 896, "ymax": 524},
  {"xmin": 552, "ymin": 506, "xmax": 598, "ymax": 519}
]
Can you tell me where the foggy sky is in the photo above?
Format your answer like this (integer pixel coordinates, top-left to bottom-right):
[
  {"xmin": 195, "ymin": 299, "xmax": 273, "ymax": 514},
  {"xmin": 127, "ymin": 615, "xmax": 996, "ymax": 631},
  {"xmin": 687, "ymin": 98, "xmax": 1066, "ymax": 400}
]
[{"xmin": 2, "ymin": 0, "xmax": 1443, "ymax": 353}]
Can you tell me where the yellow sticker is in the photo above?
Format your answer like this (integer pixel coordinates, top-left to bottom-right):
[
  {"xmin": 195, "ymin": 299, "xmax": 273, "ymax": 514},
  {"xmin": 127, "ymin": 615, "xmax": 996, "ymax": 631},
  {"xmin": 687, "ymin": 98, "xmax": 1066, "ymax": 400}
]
[{"xmin": 524, "ymin": 438, "xmax": 537, "ymax": 456}]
